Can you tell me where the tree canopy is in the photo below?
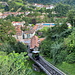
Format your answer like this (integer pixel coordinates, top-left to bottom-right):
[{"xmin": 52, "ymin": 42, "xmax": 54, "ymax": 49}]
[{"xmin": 0, "ymin": 20, "xmax": 16, "ymax": 42}]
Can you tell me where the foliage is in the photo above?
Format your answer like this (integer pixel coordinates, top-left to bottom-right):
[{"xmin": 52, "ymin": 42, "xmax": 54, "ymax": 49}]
[
  {"xmin": 0, "ymin": 43, "xmax": 14, "ymax": 54},
  {"xmin": 0, "ymin": 51, "xmax": 33, "ymax": 75},
  {"xmin": 51, "ymin": 42, "xmax": 64, "ymax": 64},
  {"xmin": 5, "ymin": 15, "xmax": 22, "ymax": 22},
  {"xmin": 46, "ymin": 23, "xmax": 68, "ymax": 40},
  {"xmin": 64, "ymin": 28, "xmax": 75, "ymax": 54},
  {"xmin": 67, "ymin": 10, "xmax": 75, "ymax": 27},
  {"xmin": 4, "ymin": 5, "xmax": 9, "ymax": 11},
  {"xmin": 39, "ymin": 23, "xmax": 73, "ymax": 65},
  {"xmin": 66, "ymin": 53, "xmax": 75, "ymax": 64},
  {"xmin": 63, "ymin": 0, "xmax": 75, "ymax": 6},
  {"xmin": 0, "ymin": 19, "xmax": 16, "ymax": 42},
  {"xmin": 39, "ymin": 40, "xmax": 52, "ymax": 57},
  {"xmin": 0, "ymin": 42, "xmax": 27, "ymax": 54},
  {"xmin": 14, "ymin": 42, "xmax": 27, "ymax": 53},
  {"xmin": 36, "ymin": 27, "xmax": 48, "ymax": 38},
  {"xmin": 22, "ymin": 17, "xmax": 32, "ymax": 24},
  {"xmin": 56, "ymin": 62, "xmax": 75, "ymax": 75},
  {"xmin": 54, "ymin": 3, "xmax": 70, "ymax": 17},
  {"xmin": 26, "ymin": 0, "xmax": 63, "ymax": 4}
]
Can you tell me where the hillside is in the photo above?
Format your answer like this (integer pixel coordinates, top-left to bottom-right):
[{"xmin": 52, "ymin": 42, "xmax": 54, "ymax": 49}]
[
  {"xmin": 0, "ymin": 0, "xmax": 75, "ymax": 12},
  {"xmin": 26, "ymin": 0, "xmax": 63, "ymax": 4},
  {"xmin": 63, "ymin": 0, "xmax": 75, "ymax": 5},
  {"xmin": 0, "ymin": 0, "xmax": 29, "ymax": 12},
  {"xmin": 0, "ymin": 0, "xmax": 63, "ymax": 5},
  {"xmin": 26, "ymin": 0, "xmax": 75, "ymax": 5},
  {"xmin": 1, "ymin": 0, "xmax": 75, "ymax": 5}
]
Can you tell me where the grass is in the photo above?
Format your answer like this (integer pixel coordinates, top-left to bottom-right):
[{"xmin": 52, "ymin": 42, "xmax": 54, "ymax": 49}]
[
  {"xmin": 43, "ymin": 56, "xmax": 75, "ymax": 75},
  {"xmin": 56, "ymin": 62, "xmax": 75, "ymax": 75},
  {"xmin": 40, "ymin": 27, "xmax": 49, "ymax": 31},
  {"xmin": 15, "ymin": 2, "xmax": 24, "ymax": 6},
  {"xmin": 0, "ymin": 9, "xmax": 4, "ymax": 12}
]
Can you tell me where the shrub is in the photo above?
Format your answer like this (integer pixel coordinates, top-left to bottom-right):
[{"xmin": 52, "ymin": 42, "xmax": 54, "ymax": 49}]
[{"xmin": 66, "ymin": 53, "xmax": 75, "ymax": 64}]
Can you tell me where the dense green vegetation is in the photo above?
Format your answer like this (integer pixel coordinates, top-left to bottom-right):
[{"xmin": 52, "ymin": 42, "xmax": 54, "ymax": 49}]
[
  {"xmin": 26, "ymin": 0, "xmax": 62, "ymax": 4},
  {"xmin": 54, "ymin": 3, "xmax": 70, "ymax": 17},
  {"xmin": 44, "ymin": 57, "xmax": 75, "ymax": 75},
  {"xmin": 39, "ymin": 12, "xmax": 75, "ymax": 74},
  {"xmin": 0, "ymin": 51, "xmax": 46, "ymax": 75},
  {"xmin": 36, "ymin": 27, "xmax": 48, "ymax": 38},
  {"xmin": 0, "ymin": 0, "xmax": 75, "ymax": 75},
  {"xmin": 26, "ymin": 0, "xmax": 75, "ymax": 6},
  {"xmin": 0, "ymin": 51, "xmax": 33, "ymax": 75},
  {"xmin": 0, "ymin": 19, "xmax": 16, "ymax": 43},
  {"xmin": 63, "ymin": 0, "xmax": 75, "ymax": 6}
]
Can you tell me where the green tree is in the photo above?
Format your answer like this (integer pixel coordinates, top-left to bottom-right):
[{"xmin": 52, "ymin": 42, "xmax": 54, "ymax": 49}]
[
  {"xmin": 51, "ymin": 42, "xmax": 63, "ymax": 65},
  {"xmin": 4, "ymin": 5, "xmax": 9, "ymax": 11},
  {"xmin": 54, "ymin": 3, "xmax": 70, "ymax": 17},
  {"xmin": 0, "ymin": 20, "xmax": 16, "ymax": 42},
  {"xmin": 0, "ymin": 43, "xmax": 14, "ymax": 54},
  {"xmin": 64, "ymin": 28, "xmax": 75, "ymax": 54},
  {"xmin": 0, "ymin": 51, "xmax": 33, "ymax": 75},
  {"xmin": 14, "ymin": 42, "xmax": 27, "ymax": 53},
  {"xmin": 66, "ymin": 53, "xmax": 75, "ymax": 63},
  {"xmin": 39, "ymin": 40, "xmax": 52, "ymax": 57},
  {"xmin": 67, "ymin": 10, "xmax": 75, "ymax": 27}
]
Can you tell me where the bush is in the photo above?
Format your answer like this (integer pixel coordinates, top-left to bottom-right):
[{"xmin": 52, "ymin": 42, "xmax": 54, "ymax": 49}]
[
  {"xmin": 66, "ymin": 53, "xmax": 75, "ymax": 64},
  {"xmin": 0, "ymin": 52, "xmax": 33, "ymax": 75}
]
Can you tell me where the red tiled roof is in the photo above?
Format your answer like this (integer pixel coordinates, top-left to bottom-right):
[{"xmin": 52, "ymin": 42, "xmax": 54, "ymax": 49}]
[
  {"xmin": 16, "ymin": 31, "xmax": 22, "ymax": 36},
  {"xmin": 24, "ymin": 29, "xmax": 35, "ymax": 34},
  {"xmin": 12, "ymin": 22, "xmax": 21, "ymax": 23},
  {"xmin": 0, "ymin": 43, "xmax": 2, "ymax": 45},
  {"xmin": 33, "ymin": 25, "xmax": 38, "ymax": 30},
  {"xmin": 30, "ymin": 35, "xmax": 39, "ymax": 49},
  {"xmin": 15, "ymin": 25, "xmax": 22, "ymax": 32},
  {"xmin": 39, "ymin": 38, "xmax": 45, "ymax": 42}
]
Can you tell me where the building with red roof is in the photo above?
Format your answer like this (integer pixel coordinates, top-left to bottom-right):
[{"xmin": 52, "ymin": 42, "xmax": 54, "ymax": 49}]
[{"xmin": 30, "ymin": 35, "xmax": 39, "ymax": 49}]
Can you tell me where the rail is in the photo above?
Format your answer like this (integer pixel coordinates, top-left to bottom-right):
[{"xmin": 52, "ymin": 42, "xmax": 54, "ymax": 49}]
[{"xmin": 28, "ymin": 53, "xmax": 66, "ymax": 75}]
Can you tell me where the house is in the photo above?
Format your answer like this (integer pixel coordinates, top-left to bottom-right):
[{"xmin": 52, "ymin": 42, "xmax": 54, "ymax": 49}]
[
  {"xmin": 38, "ymin": 38, "xmax": 45, "ymax": 44},
  {"xmin": 0, "ymin": 14, "xmax": 9, "ymax": 18},
  {"xmin": 32, "ymin": 24, "xmax": 44, "ymax": 31},
  {"xmin": 18, "ymin": 12, "xmax": 24, "ymax": 15},
  {"xmin": 0, "ymin": 12, "xmax": 2, "ymax": 16},
  {"xmin": 46, "ymin": 5, "xmax": 54, "ymax": 9},
  {"xmin": 30, "ymin": 35, "xmax": 39, "ymax": 49},
  {"xmin": 12, "ymin": 21, "xmax": 25, "ymax": 26},
  {"xmin": 0, "ymin": 43, "xmax": 2, "ymax": 45},
  {"xmin": 17, "ymin": 39, "xmax": 31, "ymax": 45},
  {"xmin": 30, "ymin": 36, "xmax": 45, "ymax": 51},
  {"xmin": 13, "ymin": 31, "xmax": 23, "ymax": 40},
  {"xmin": 16, "ymin": 31, "xmax": 23, "ymax": 39},
  {"xmin": 32, "ymin": 25, "xmax": 39, "ymax": 31},
  {"xmin": 22, "ymin": 24, "xmax": 40, "ymax": 39},
  {"xmin": 13, "ymin": 25, "xmax": 23, "ymax": 39},
  {"xmin": 25, "ymin": 11, "xmax": 30, "ymax": 15},
  {"xmin": 3, "ymin": 12, "xmax": 24, "ymax": 17},
  {"xmin": 67, "ymin": 23, "xmax": 72, "ymax": 29},
  {"xmin": 15, "ymin": 25, "xmax": 22, "ymax": 31},
  {"xmin": 33, "ymin": 3, "xmax": 44, "ymax": 8},
  {"xmin": 23, "ymin": 29, "xmax": 35, "ymax": 39}
]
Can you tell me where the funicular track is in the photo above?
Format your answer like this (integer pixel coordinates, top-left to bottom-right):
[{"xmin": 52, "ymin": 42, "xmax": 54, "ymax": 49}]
[
  {"xmin": 28, "ymin": 53, "xmax": 66, "ymax": 75},
  {"xmin": 37, "ymin": 57, "xmax": 60, "ymax": 75}
]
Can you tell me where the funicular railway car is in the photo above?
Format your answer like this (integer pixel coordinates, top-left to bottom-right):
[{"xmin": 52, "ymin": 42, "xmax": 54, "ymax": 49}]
[{"xmin": 32, "ymin": 51, "xmax": 40, "ymax": 60}]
